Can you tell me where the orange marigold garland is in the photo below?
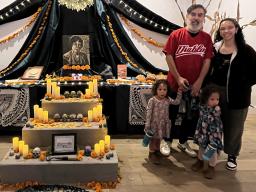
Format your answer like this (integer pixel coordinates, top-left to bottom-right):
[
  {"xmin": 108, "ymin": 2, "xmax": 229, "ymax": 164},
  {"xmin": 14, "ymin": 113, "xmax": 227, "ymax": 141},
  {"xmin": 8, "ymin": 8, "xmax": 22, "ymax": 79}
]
[
  {"xmin": 0, "ymin": 1, "xmax": 53, "ymax": 77},
  {"xmin": 120, "ymin": 15, "xmax": 164, "ymax": 48},
  {"xmin": 62, "ymin": 64, "xmax": 90, "ymax": 71},
  {"xmin": 0, "ymin": 8, "xmax": 41, "ymax": 45},
  {"xmin": 106, "ymin": 15, "xmax": 147, "ymax": 74}
]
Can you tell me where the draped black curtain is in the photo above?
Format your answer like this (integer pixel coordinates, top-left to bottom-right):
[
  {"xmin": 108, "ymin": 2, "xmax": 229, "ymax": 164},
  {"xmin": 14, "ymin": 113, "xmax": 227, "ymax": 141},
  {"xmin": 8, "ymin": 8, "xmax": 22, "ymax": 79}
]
[
  {"xmin": 0, "ymin": 0, "xmax": 59, "ymax": 80},
  {"xmin": 1, "ymin": 0, "xmax": 181, "ymax": 79}
]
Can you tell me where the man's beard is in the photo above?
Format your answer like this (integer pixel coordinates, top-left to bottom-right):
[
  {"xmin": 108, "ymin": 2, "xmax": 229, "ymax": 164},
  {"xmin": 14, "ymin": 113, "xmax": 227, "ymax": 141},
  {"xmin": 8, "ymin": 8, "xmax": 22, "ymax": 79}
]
[{"xmin": 187, "ymin": 20, "xmax": 203, "ymax": 32}]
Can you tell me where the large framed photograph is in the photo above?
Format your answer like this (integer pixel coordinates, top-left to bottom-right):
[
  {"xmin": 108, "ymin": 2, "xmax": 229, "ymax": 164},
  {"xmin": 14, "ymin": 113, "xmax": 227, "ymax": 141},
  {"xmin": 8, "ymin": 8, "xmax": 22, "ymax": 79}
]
[
  {"xmin": 52, "ymin": 133, "xmax": 77, "ymax": 155},
  {"xmin": 62, "ymin": 35, "xmax": 90, "ymax": 66}
]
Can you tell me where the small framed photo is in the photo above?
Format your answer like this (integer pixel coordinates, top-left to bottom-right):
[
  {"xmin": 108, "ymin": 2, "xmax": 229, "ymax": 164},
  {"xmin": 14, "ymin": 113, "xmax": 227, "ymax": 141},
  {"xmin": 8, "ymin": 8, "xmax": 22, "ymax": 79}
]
[
  {"xmin": 52, "ymin": 133, "xmax": 77, "ymax": 155},
  {"xmin": 117, "ymin": 64, "xmax": 127, "ymax": 79},
  {"xmin": 21, "ymin": 66, "xmax": 44, "ymax": 80}
]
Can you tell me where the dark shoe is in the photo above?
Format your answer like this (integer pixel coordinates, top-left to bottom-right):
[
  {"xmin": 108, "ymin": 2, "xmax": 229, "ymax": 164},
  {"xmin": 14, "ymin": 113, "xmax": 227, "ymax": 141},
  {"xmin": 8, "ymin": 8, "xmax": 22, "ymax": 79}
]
[
  {"xmin": 191, "ymin": 159, "xmax": 204, "ymax": 172},
  {"xmin": 226, "ymin": 155, "xmax": 237, "ymax": 171},
  {"xmin": 148, "ymin": 152, "xmax": 160, "ymax": 165},
  {"xmin": 204, "ymin": 166, "xmax": 215, "ymax": 179}
]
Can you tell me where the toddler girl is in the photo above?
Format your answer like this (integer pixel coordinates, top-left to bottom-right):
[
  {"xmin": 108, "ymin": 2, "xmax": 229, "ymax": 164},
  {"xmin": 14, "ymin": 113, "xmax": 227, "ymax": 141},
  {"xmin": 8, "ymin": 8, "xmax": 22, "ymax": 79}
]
[
  {"xmin": 144, "ymin": 79, "xmax": 182, "ymax": 164},
  {"xmin": 192, "ymin": 85, "xmax": 223, "ymax": 179}
]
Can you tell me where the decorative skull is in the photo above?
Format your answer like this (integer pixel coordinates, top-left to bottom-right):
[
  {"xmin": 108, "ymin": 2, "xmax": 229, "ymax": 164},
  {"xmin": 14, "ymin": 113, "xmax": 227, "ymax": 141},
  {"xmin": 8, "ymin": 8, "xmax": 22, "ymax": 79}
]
[{"xmin": 32, "ymin": 147, "xmax": 41, "ymax": 159}]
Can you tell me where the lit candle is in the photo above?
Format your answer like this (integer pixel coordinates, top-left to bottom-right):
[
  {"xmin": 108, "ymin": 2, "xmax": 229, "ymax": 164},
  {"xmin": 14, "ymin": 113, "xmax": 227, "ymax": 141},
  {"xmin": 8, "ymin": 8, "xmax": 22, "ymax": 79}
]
[
  {"xmin": 92, "ymin": 107, "xmax": 98, "ymax": 120},
  {"xmin": 97, "ymin": 104, "xmax": 102, "ymax": 118},
  {"xmin": 43, "ymin": 111, "xmax": 48, "ymax": 123},
  {"xmin": 88, "ymin": 82, "xmax": 93, "ymax": 96},
  {"xmin": 12, "ymin": 137, "xmax": 19, "ymax": 152},
  {"xmin": 33, "ymin": 105, "xmax": 39, "ymax": 119},
  {"xmin": 23, "ymin": 144, "xmax": 29, "ymax": 158},
  {"xmin": 94, "ymin": 143, "xmax": 100, "ymax": 156},
  {"xmin": 99, "ymin": 140, "xmax": 105, "ymax": 153},
  {"xmin": 37, "ymin": 108, "xmax": 44, "ymax": 122},
  {"xmin": 18, "ymin": 140, "xmax": 24, "ymax": 155},
  {"xmin": 51, "ymin": 82, "xmax": 57, "ymax": 98},
  {"xmin": 55, "ymin": 86, "xmax": 60, "ymax": 98},
  {"xmin": 46, "ymin": 79, "xmax": 51, "ymax": 95},
  {"xmin": 93, "ymin": 79, "xmax": 98, "ymax": 96},
  {"xmin": 85, "ymin": 89, "xmax": 90, "ymax": 97},
  {"xmin": 105, "ymin": 135, "xmax": 110, "ymax": 148},
  {"xmin": 88, "ymin": 110, "xmax": 93, "ymax": 122}
]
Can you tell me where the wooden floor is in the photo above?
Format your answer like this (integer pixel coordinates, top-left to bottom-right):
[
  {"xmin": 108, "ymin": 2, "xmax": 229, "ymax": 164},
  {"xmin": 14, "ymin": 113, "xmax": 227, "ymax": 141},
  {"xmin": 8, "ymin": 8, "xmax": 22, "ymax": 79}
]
[{"xmin": 0, "ymin": 109, "xmax": 256, "ymax": 192}]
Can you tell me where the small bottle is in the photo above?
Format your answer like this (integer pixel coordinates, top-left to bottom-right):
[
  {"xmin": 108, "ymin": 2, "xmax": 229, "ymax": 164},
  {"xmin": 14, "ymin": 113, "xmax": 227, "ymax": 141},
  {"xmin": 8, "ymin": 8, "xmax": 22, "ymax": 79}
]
[
  {"xmin": 142, "ymin": 129, "xmax": 155, "ymax": 147},
  {"xmin": 203, "ymin": 141, "xmax": 217, "ymax": 161}
]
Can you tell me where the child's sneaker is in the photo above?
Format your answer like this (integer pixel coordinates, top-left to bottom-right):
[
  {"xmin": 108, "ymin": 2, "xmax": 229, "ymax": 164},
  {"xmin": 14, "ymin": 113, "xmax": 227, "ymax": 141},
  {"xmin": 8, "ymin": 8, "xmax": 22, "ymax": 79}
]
[
  {"xmin": 160, "ymin": 141, "xmax": 171, "ymax": 156},
  {"xmin": 148, "ymin": 152, "xmax": 160, "ymax": 165},
  {"xmin": 191, "ymin": 159, "xmax": 204, "ymax": 172},
  {"xmin": 203, "ymin": 165, "xmax": 215, "ymax": 179}
]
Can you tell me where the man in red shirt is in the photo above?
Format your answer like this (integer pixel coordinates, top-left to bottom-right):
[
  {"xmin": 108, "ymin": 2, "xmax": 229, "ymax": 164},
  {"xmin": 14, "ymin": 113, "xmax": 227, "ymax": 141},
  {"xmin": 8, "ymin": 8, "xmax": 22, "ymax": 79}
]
[{"xmin": 162, "ymin": 4, "xmax": 213, "ymax": 157}]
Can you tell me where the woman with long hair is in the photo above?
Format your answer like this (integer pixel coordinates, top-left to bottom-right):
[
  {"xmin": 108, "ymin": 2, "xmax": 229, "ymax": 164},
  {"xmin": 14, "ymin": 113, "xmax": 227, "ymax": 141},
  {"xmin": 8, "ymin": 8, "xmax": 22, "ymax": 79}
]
[{"xmin": 209, "ymin": 18, "xmax": 256, "ymax": 171}]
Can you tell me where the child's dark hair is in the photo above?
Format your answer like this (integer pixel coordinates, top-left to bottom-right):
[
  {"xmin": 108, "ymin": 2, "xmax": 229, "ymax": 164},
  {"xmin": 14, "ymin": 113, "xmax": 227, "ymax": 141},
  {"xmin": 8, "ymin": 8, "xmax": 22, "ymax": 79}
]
[
  {"xmin": 151, "ymin": 79, "xmax": 170, "ymax": 97},
  {"xmin": 200, "ymin": 84, "xmax": 221, "ymax": 105}
]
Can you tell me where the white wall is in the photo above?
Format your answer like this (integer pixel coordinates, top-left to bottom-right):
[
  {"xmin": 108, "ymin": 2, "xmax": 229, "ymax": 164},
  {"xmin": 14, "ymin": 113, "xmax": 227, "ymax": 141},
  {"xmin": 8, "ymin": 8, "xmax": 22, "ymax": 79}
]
[
  {"xmin": 0, "ymin": 0, "xmax": 33, "ymax": 71},
  {"xmin": 120, "ymin": 0, "xmax": 256, "ymax": 107}
]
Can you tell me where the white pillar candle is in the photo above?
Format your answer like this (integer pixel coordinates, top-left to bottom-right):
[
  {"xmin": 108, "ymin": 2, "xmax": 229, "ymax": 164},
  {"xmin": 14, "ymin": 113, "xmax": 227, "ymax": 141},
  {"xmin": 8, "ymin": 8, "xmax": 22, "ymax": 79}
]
[
  {"xmin": 12, "ymin": 137, "xmax": 19, "ymax": 152},
  {"xmin": 105, "ymin": 135, "xmax": 110, "ymax": 148},
  {"xmin": 88, "ymin": 82, "xmax": 93, "ymax": 96},
  {"xmin": 92, "ymin": 107, "xmax": 98, "ymax": 120},
  {"xmin": 23, "ymin": 144, "xmax": 29, "ymax": 158},
  {"xmin": 43, "ymin": 111, "xmax": 48, "ymax": 123},
  {"xmin": 85, "ymin": 89, "xmax": 90, "ymax": 97},
  {"xmin": 94, "ymin": 143, "xmax": 100, "ymax": 156},
  {"xmin": 33, "ymin": 105, "xmax": 39, "ymax": 119},
  {"xmin": 88, "ymin": 110, "xmax": 93, "ymax": 122},
  {"xmin": 99, "ymin": 140, "xmax": 105, "ymax": 153},
  {"xmin": 46, "ymin": 79, "xmax": 51, "ymax": 95},
  {"xmin": 37, "ymin": 108, "xmax": 44, "ymax": 122},
  {"xmin": 56, "ymin": 86, "xmax": 60, "ymax": 98},
  {"xmin": 51, "ymin": 82, "xmax": 57, "ymax": 98},
  {"xmin": 18, "ymin": 140, "xmax": 24, "ymax": 155},
  {"xmin": 97, "ymin": 104, "xmax": 102, "ymax": 118},
  {"xmin": 93, "ymin": 79, "xmax": 98, "ymax": 96}
]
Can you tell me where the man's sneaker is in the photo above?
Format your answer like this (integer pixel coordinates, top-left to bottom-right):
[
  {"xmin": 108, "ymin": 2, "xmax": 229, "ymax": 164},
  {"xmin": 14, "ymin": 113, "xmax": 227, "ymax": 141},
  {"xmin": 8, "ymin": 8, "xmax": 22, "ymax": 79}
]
[
  {"xmin": 191, "ymin": 159, "xmax": 204, "ymax": 172},
  {"xmin": 226, "ymin": 155, "xmax": 237, "ymax": 171},
  {"xmin": 177, "ymin": 142, "xmax": 197, "ymax": 158},
  {"xmin": 160, "ymin": 141, "xmax": 171, "ymax": 156}
]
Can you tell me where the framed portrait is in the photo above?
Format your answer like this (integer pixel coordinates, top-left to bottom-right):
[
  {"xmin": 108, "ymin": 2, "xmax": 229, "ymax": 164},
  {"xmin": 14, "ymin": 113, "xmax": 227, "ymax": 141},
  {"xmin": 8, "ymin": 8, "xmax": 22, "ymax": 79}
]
[
  {"xmin": 21, "ymin": 66, "xmax": 44, "ymax": 80},
  {"xmin": 62, "ymin": 35, "xmax": 90, "ymax": 66},
  {"xmin": 117, "ymin": 64, "xmax": 127, "ymax": 79},
  {"xmin": 52, "ymin": 133, "xmax": 77, "ymax": 155}
]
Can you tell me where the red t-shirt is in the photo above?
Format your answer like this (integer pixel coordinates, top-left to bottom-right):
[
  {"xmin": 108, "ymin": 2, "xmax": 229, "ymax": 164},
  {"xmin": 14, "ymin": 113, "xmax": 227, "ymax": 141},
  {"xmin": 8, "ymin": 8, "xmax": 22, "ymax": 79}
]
[{"xmin": 163, "ymin": 28, "xmax": 213, "ymax": 91}]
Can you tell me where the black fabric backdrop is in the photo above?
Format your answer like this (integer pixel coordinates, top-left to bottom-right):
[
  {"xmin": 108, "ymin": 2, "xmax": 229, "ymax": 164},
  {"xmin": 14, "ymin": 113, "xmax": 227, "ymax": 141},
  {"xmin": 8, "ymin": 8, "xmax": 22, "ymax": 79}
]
[{"xmin": 0, "ymin": 0, "xmax": 182, "ymax": 80}]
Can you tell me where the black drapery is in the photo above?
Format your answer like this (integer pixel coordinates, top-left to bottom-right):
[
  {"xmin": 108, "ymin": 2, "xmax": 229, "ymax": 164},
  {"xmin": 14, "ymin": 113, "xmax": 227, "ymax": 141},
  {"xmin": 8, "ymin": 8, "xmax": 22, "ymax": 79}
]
[
  {"xmin": 0, "ymin": 0, "xmax": 46, "ymax": 25},
  {"xmin": 0, "ymin": 0, "xmax": 59, "ymax": 80},
  {"xmin": 1, "ymin": 0, "xmax": 181, "ymax": 79},
  {"xmin": 111, "ymin": 0, "xmax": 181, "ymax": 35}
]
